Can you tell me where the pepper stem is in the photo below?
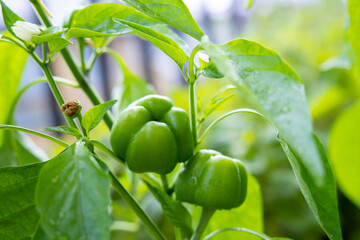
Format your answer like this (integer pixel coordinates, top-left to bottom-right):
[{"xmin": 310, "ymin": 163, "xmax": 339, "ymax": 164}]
[{"xmin": 191, "ymin": 208, "xmax": 216, "ymax": 240}]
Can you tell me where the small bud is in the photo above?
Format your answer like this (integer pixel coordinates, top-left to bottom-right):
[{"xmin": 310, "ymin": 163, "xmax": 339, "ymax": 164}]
[
  {"xmin": 11, "ymin": 21, "xmax": 41, "ymax": 42},
  {"xmin": 60, "ymin": 100, "xmax": 82, "ymax": 119}
]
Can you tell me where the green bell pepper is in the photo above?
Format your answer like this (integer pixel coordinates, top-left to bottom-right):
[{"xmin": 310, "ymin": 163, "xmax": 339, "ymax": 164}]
[
  {"xmin": 110, "ymin": 95, "xmax": 194, "ymax": 174},
  {"xmin": 175, "ymin": 149, "xmax": 247, "ymax": 210}
]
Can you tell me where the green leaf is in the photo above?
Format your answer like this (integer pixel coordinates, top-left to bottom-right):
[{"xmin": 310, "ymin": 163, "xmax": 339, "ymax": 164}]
[
  {"xmin": 199, "ymin": 55, "xmax": 224, "ymax": 79},
  {"xmin": 42, "ymin": 126, "xmax": 82, "ymax": 139},
  {"xmin": 47, "ymin": 37, "xmax": 72, "ymax": 53},
  {"xmin": 244, "ymin": 0, "xmax": 255, "ymax": 10},
  {"xmin": 145, "ymin": 181, "xmax": 193, "ymax": 238},
  {"xmin": 278, "ymin": 134, "xmax": 342, "ymax": 240},
  {"xmin": 31, "ymin": 26, "xmax": 67, "ymax": 44},
  {"xmin": 0, "ymin": 41, "xmax": 28, "ymax": 145},
  {"xmin": 106, "ymin": 50, "xmax": 154, "ymax": 112},
  {"xmin": 121, "ymin": 0, "xmax": 204, "ymax": 40},
  {"xmin": 82, "ymin": 100, "xmax": 117, "ymax": 133},
  {"xmin": 348, "ymin": 0, "xmax": 360, "ymax": 61},
  {"xmin": 66, "ymin": 3, "xmax": 161, "ymax": 39},
  {"xmin": 35, "ymin": 142, "xmax": 112, "ymax": 240},
  {"xmin": 201, "ymin": 85, "xmax": 236, "ymax": 122},
  {"xmin": 329, "ymin": 100, "xmax": 360, "ymax": 208},
  {"xmin": 200, "ymin": 36, "xmax": 324, "ymax": 183},
  {"xmin": 197, "ymin": 174, "xmax": 263, "ymax": 240},
  {"xmin": 153, "ymin": 25, "xmax": 191, "ymax": 56},
  {"xmin": 0, "ymin": 162, "xmax": 46, "ymax": 240},
  {"xmin": 0, "ymin": 131, "xmax": 47, "ymax": 167},
  {"xmin": 0, "ymin": 1, "xmax": 23, "ymax": 37},
  {"xmin": 114, "ymin": 19, "xmax": 188, "ymax": 68}
]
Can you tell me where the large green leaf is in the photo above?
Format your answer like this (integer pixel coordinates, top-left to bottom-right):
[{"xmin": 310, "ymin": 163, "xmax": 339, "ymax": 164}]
[
  {"xmin": 200, "ymin": 36, "xmax": 341, "ymax": 240},
  {"xmin": 106, "ymin": 49, "xmax": 154, "ymax": 113},
  {"xmin": 279, "ymin": 135, "xmax": 342, "ymax": 240},
  {"xmin": 35, "ymin": 142, "xmax": 112, "ymax": 240},
  {"xmin": 0, "ymin": 131, "xmax": 47, "ymax": 167},
  {"xmin": 329, "ymin": 100, "xmax": 360, "ymax": 208},
  {"xmin": 121, "ymin": 0, "xmax": 204, "ymax": 40},
  {"xmin": 0, "ymin": 41, "xmax": 28, "ymax": 144},
  {"xmin": 0, "ymin": 162, "xmax": 46, "ymax": 240},
  {"xmin": 114, "ymin": 19, "xmax": 188, "ymax": 68},
  {"xmin": 194, "ymin": 174, "xmax": 263, "ymax": 240},
  {"xmin": 200, "ymin": 37, "xmax": 324, "ymax": 181},
  {"xmin": 66, "ymin": 3, "xmax": 161, "ymax": 39}
]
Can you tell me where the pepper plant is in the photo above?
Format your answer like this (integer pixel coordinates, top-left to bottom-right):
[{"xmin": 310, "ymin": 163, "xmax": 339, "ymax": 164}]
[{"xmin": 0, "ymin": 0, "xmax": 345, "ymax": 240}]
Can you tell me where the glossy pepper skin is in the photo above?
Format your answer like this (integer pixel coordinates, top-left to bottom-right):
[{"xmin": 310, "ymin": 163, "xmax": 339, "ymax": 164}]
[
  {"xmin": 175, "ymin": 150, "xmax": 247, "ymax": 210},
  {"xmin": 110, "ymin": 95, "xmax": 194, "ymax": 174}
]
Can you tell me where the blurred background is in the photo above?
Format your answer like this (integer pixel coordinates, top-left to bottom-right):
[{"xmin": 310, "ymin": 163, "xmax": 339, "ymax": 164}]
[{"xmin": 1, "ymin": 0, "xmax": 359, "ymax": 239}]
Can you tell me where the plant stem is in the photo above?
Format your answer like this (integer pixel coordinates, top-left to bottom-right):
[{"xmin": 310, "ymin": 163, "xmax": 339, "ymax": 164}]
[
  {"xmin": 188, "ymin": 45, "xmax": 202, "ymax": 147},
  {"xmin": 109, "ymin": 171, "xmax": 166, "ymax": 240},
  {"xmin": 30, "ymin": 0, "xmax": 114, "ymax": 130},
  {"xmin": 191, "ymin": 208, "xmax": 216, "ymax": 240},
  {"xmin": 76, "ymin": 114, "xmax": 87, "ymax": 137},
  {"xmin": 160, "ymin": 174, "xmax": 169, "ymax": 193},
  {"xmin": 198, "ymin": 108, "xmax": 266, "ymax": 145},
  {"xmin": 6, "ymin": 77, "xmax": 78, "ymax": 124},
  {"xmin": 0, "ymin": 125, "xmax": 69, "ymax": 147},
  {"xmin": 78, "ymin": 38, "xmax": 87, "ymax": 74},
  {"xmin": 175, "ymin": 227, "xmax": 182, "ymax": 240},
  {"xmin": 189, "ymin": 82, "xmax": 197, "ymax": 146},
  {"xmin": 39, "ymin": 62, "xmax": 79, "ymax": 129},
  {"xmin": 203, "ymin": 227, "xmax": 273, "ymax": 240}
]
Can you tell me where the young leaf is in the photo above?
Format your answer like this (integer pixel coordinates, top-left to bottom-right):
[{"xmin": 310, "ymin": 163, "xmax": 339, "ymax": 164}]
[
  {"xmin": 106, "ymin": 49, "xmax": 154, "ymax": 113},
  {"xmin": 329, "ymin": 101, "xmax": 360, "ymax": 208},
  {"xmin": 199, "ymin": 55, "xmax": 224, "ymax": 79},
  {"xmin": 0, "ymin": 131, "xmax": 47, "ymax": 167},
  {"xmin": 244, "ymin": 0, "xmax": 255, "ymax": 10},
  {"xmin": 0, "ymin": 42, "xmax": 28, "ymax": 145},
  {"xmin": 348, "ymin": 0, "xmax": 360, "ymax": 62},
  {"xmin": 35, "ymin": 142, "xmax": 112, "ymax": 240},
  {"xmin": 195, "ymin": 174, "xmax": 263, "ymax": 240},
  {"xmin": 278, "ymin": 134, "xmax": 342, "ymax": 240},
  {"xmin": 42, "ymin": 126, "xmax": 82, "ymax": 139},
  {"xmin": 82, "ymin": 100, "xmax": 117, "ymax": 133},
  {"xmin": 47, "ymin": 37, "xmax": 72, "ymax": 53},
  {"xmin": 0, "ymin": 1, "xmax": 23, "ymax": 37},
  {"xmin": 201, "ymin": 85, "xmax": 237, "ymax": 122},
  {"xmin": 200, "ymin": 36, "xmax": 324, "ymax": 182},
  {"xmin": 31, "ymin": 26, "xmax": 67, "ymax": 44},
  {"xmin": 144, "ymin": 181, "xmax": 193, "ymax": 238},
  {"xmin": 0, "ymin": 162, "xmax": 46, "ymax": 239},
  {"xmin": 114, "ymin": 19, "xmax": 188, "ymax": 68},
  {"xmin": 66, "ymin": 3, "xmax": 162, "ymax": 39},
  {"xmin": 121, "ymin": 0, "xmax": 205, "ymax": 40}
]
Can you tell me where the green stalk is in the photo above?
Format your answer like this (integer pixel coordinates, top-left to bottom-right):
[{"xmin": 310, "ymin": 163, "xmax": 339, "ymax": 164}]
[
  {"xmin": 6, "ymin": 77, "xmax": 78, "ymax": 124},
  {"xmin": 160, "ymin": 174, "xmax": 169, "ymax": 193},
  {"xmin": 30, "ymin": 0, "xmax": 114, "ymax": 130},
  {"xmin": 191, "ymin": 208, "xmax": 216, "ymax": 240},
  {"xmin": 38, "ymin": 61, "xmax": 78, "ymax": 129},
  {"xmin": 204, "ymin": 228, "xmax": 272, "ymax": 240},
  {"xmin": 109, "ymin": 171, "xmax": 166, "ymax": 240},
  {"xmin": 197, "ymin": 108, "xmax": 266, "ymax": 144},
  {"xmin": 0, "ymin": 125, "xmax": 68, "ymax": 147},
  {"xmin": 188, "ymin": 45, "xmax": 202, "ymax": 147},
  {"xmin": 189, "ymin": 82, "xmax": 197, "ymax": 146}
]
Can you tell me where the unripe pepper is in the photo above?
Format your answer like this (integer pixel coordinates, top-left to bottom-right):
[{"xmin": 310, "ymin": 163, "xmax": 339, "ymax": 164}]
[
  {"xmin": 110, "ymin": 95, "xmax": 194, "ymax": 174},
  {"xmin": 175, "ymin": 150, "xmax": 247, "ymax": 210}
]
